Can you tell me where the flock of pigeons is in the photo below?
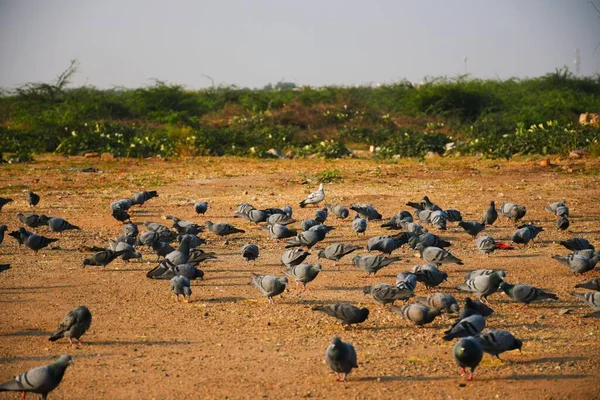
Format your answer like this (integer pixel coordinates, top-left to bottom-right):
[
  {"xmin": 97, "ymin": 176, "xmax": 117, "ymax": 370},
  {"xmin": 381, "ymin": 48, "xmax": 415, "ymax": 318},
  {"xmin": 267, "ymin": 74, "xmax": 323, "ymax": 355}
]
[{"xmin": 0, "ymin": 182, "xmax": 599, "ymax": 397}]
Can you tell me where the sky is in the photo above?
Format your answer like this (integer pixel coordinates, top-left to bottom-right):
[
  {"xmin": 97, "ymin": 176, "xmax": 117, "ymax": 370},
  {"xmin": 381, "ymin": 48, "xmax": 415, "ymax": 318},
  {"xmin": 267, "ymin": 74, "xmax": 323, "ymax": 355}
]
[{"xmin": 0, "ymin": 0, "xmax": 599, "ymax": 89}]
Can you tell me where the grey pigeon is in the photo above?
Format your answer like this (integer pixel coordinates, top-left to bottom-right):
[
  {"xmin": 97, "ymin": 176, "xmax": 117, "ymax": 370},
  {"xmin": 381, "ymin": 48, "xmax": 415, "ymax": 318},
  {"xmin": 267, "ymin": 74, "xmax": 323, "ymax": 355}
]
[
  {"xmin": 363, "ymin": 283, "xmax": 414, "ymax": 306},
  {"xmin": 575, "ymin": 277, "xmax": 600, "ymax": 291},
  {"xmin": 281, "ymin": 248, "xmax": 310, "ymax": 267},
  {"xmin": 464, "ymin": 269, "xmax": 506, "ymax": 281},
  {"xmin": 130, "ymin": 190, "xmax": 158, "ymax": 206},
  {"xmin": 410, "ymin": 264, "xmax": 448, "ymax": 289},
  {"xmin": 299, "ymin": 183, "xmax": 325, "ymax": 208},
  {"xmin": 352, "ymin": 254, "xmax": 401, "ymax": 276},
  {"xmin": 325, "ymin": 337, "xmax": 358, "ymax": 382},
  {"xmin": 351, "ymin": 214, "xmax": 367, "ymax": 235},
  {"xmin": 49, "ymin": 306, "xmax": 92, "ymax": 346},
  {"xmin": 481, "ymin": 201, "xmax": 498, "ymax": 225},
  {"xmin": 47, "ymin": 217, "xmax": 80, "ymax": 233},
  {"xmin": 445, "ymin": 209, "xmax": 463, "ymax": 223},
  {"xmin": 285, "ymin": 229, "xmax": 326, "ymax": 249},
  {"xmin": 312, "ymin": 304, "xmax": 369, "ymax": 327},
  {"xmin": 236, "ymin": 203, "xmax": 254, "ymax": 215},
  {"xmin": 0, "ymin": 354, "xmax": 73, "ymax": 399},
  {"xmin": 430, "ymin": 210, "xmax": 448, "ymax": 230},
  {"xmin": 167, "ymin": 216, "xmax": 203, "ymax": 235},
  {"xmin": 261, "ymin": 224, "xmax": 297, "ymax": 240},
  {"xmin": 545, "ymin": 200, "xmax": 566, "ymax": 213},
  {"xmin": 267, "ymin": 213, "xmax": 295, "ymax": 226},
  {"xmin": 499, "ymin": 282, "xmax": 558, "ymax": 306},
  {"xmin": 554, "ymin": 205, "xmax": 569, "ymax": 218},
  {"xmin": 284, "ymin": 263, "xmax": 322, "ymax": 290},
  {"xmin": 28, "ymin": 191, "xmax": 40, "ymax": 207},
  {"xmin": 23, "ymin": 230, "xmax": 59, "ymax": 253},
  {"xmin": 318, "ymin": 243, "xmax": 361, "ymax": 263},
  {"xmin": 475, "ymin": 236, "xmax": 514, "ymax": 254},
  {"xmin": 110, "ymin": 198, "xmax": 133, "ymax": 212},
  {"xmin": 171, "ymin": 275, "xmax": 192, "ymax": 302},
  {"xmin": 17, "ymin": 212, "xmax": 50, "ymax": 228},
  {"xmin": 174, "ymin": 264, "xmax": 204, "ymax": 280},
  {"xmin": 417, "ymin": 209, "xmax": 432, "ymax": 223},
  {"xmin": 301, "ymin": 219, "xmax": 321, "ymax": 231},
  {"xmin": 151, "ymin": 241, "xmax": 175, "ymax": 261},
  {"xmin": 381, "ymin": 211, "xmax": 413, "ymax": 229},
  {"xmin": 458, "ymin": 221, "xmax": 485, "ymax": 238},
  {"xmin": 177, "ymin": 234, "xmax": 206, "ymax": 248},
  {"xmin": 443, "ymin": 314, "xmax": 486, "ymax": 341},
  {"xmin": 115, "ymin": 235, "xmax": 136, "ymax": 246},
  {"xmin": 147, "ymin": 261, "xmax": 205, "ymax": 280},
  {"xmin": 408, "ymin": 232, "xmax": 451, "ymax": 249},
  {"xmin": 10, "ymin": 227, "xmax": 32, "ymax": 246},
  {"xmin": 350, "ymin": 203, "xmax": 382, "ymax": 220},
  {"xmin": 415, "ymin": 244, "xmax": 463, "ymax": 266},
  {"xmin": 0, "ymin": 197, "xmax": 13, "ymax": 211},
  {"xmin": 500, "ymin": 202, "xmax": 526, "ymax": 223},
  {"xmin": 326, "ymin": 204, "xmax": 350, "ymax": 219},
  {"xmin": 458, "ymin": 297, "xmax": 495, "ymax": 320},
  {"xmin": 123, "ymin": 222, "xmax": 138, "ymax": 238},
  {"xmin": 250, "ymin": 274, "xmax": 288, "ymax": 304},
  {"xmin": 367, "ymin": 235, "xmax": 407, "ymax": 255},
  {"xmin": 559, "ymin": 238, "xmax": 594, "ymax": 251},
  {"xmin": 415, "ymin": 293, "xmax": 460, "ymax": 314},
  {"xmin": 315, "ymin": 208, "xmax": 328, "ymax": 223},
  {"xmin": 395, "ymin": 272, "xmax": 418, "ymax": 292},
  {"xmin": 205, "ymin": 221, "xmax": 245, "ymax": 236},
  {"xmin": 406, "ymin": 195, "xmax": 442, "ymax": 211},
  {"xmin": 186, "ymin": 248, "xmax": 217, "ymax": 264},
  {"xmin": 456, "ymin": 272, "xmax": 505, "ymax": 302},
  {"xmin": 552, "ymin": 253, "xmax": 599, "ymax": 275},
  {"xmin": 400, "ymin": 221, "xmax": 427, "ymax": 234},
  {"xmin": 241, "ymin": 244, "xmax": 259, "ymax": 262},
  {"xmin": 453, "ymin": 337, "xmax": 483, "ymax": 381},
  {"xmin": 162, "ymin": 236, "xmax": 192, "ymax": 266},
  {"xmin": 556, "ymin": 216, "xmax": 569, "ymax": 231},
  {"xmin": 570, "ymin": 292, "xmax": 600, "ymax": 317},
  {"xmin": 477, "ymin": 329, "xmax": 522, "ymax": 359},
  {"xmin": 511, "ymin": 225, "xmax": 543, "ymax": 245},
  {"xmin": 194, "ymin": 201, "xmax": 208, "ymax": 215},
  {"xmin": 390, "ymin": 303, "xmax": 440, "ymax": 326},
  {"xmin": 82, "ymin": 249, "xmax": 127, "ymax": 268},
  {"xmin": 236, "ymin": 209, "xmax": 268, "ymax": 223},
  {"xmin": 108, "ymin": 241, "xmax": 142, "ymax": 262}
]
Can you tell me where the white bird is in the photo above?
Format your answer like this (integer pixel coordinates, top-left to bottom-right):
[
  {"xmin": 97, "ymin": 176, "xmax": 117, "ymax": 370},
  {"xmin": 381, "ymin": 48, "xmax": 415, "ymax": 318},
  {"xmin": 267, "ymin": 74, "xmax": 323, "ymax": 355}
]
[{"xmin": 299, "ymin": 183, "xmax": 325, "ymax": 208}]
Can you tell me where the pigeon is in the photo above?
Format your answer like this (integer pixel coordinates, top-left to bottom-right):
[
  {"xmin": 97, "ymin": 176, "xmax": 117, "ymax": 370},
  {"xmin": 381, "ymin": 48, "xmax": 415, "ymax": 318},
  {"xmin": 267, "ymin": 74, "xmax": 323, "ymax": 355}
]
[
  {"xmin": 475, "ymin": 236, "xmax": 514, "ymax": 255},
  {"xmin": 464, "ymin": 269, "xmax": 506, "ymax": 281},
  {"xmin": 236, "ymin": 203, "xmax": 254, "ymax": 215},
  {"xmin": 326, "ymin": 204, "xmax": 349, "ymax": 219},
  {"xmin": 367, "ymin": 236, "xmax": 405, "ymax": 255},
  {"xmin": 315, "ymin": 208, "xmax": 328, "ymax": 223},
  {"xmin": 47, "ymin": 217, "xmax": 80, "ymax": 233},
  {"xmin": 23, "ymin": 230, "xmax": 59, "ymax": 253},
  {"xmin": 167, "ymin": 216, "xmax": 203, "ymax": 235},
  {"xmin": 554, "ymin": 205, "xmax": 569, "ymax": 218},
  {"xmin": 49, "ymin": 306, "xmax": 92, "ymax": 346},
  {"xmin": 400, "ymin": 221, "xmax": 427, "ymax": 234},
  {"xmin": 545, "ymin": 200, "xmax": 566, "ymax": 213},
  {"xmin": 318, "ymin": 243, "xmax": 361, "ymax": 263},
  {"xmin": 0, "ymin": 225, "xmax": 6, "ymax": 245},
  {"xmin": 415, "ymin": 244, "xmax": 463, "ymax": 266},
  {"xmin": 458, "ymin": 221, "xmax": 485, "ymax": 238},
  {"xmin": 241, "ymin": 244, "xmax": 259, "ymax": 262},
  {"xmin": 445, "ymin": 209, "xmax": 463, "ymax": 223},
  {"xmin": 481, "ymin": 201, "xmax": 498, "ymax": 225},
  {"xmin": 267, "ymin": 213, "xmax": 295, "ymax": 226},
  {"xmin": 312, "ymin": 303, "xmax": 369, "ymax": 327},
  {"xmin": 299, "ymin": 183, "xmax": 325, "ymax": 208},
  {"xmin": 130, "ymin": 190, "xmax": 158, "ymax": 206},
  {"xmin": 499, "ymin": 282, "xmax": 558, "ymax": 306},
  {"xmin": 415, "ymin": 293, "xmax": 460, "ymax": 315},
  {"xmin": 194, "ymin": 201, "xmax": 208, "ymax": 216},
  {"xmin": 410, "ymin": 264, "xmax": 448, "ymax": 289},
  {"xmin": 363, "ymin": 283, "xmax": 414, "ymax": 306},
  {"xmin": 381, "ymin": 211, "xmax": 413, "ymax": 229},
  {"xmin": 261, "ymin": 224, "xmax": 297, "ymax": 240},
  {"xmin": 458, "ymin": 297, "xmax": 495, "ymax": 320},
  {"xmin": 285, "ymin": 229, "xmax": 326, "ymax": 249},
  {"xmin": 395, "ymin": 272, "xmax": 418, "ymax": 291},
  {"xmin": 570, "ymin": 292, "xmax": 600, "ymax": 316},
  {"xmin": 82, "ymin": 249, "xmax": 127, "ymax": 269},
  {"xmin": 147, "ymin": 261, "xmax": 205, "ymax": 280},
  {"xmin": 408, "ymin": 232, "xmax": 451, "ymax": 249},
  {"xmin": 552, "ymin": 253, "xmax": 599, "ymax": 275},
  {"xmin": 0, "ymin": 197, "xmax": 13, "ymax": 211},
  {"xmin": 575, "ymin": 277, "xmax": 600, "ymax": 291},
  {"xmin": 110, "ymin": 198, "xmax": 133, "ymax": 212},
  {"xmin": 171, "ymin": 275, "xmax": 192, "ymax": 302},
  {"xmin": 284, "ymin": 263, "xmax": 322, "ymax": 290},
  {"xmin": 453, "ymin": 337, "xmax": 483, "ymax": 381},
  {"xmin": 17, "ymin": 212, "xmax": 50, "ymax": 228},
  {"xmin": 417, "ymin": 209, "xmax": 432, "ymax": 223},
  {"xmin": 123, "ymin": 222, "xmax": 138, "ymax": 238},
  {"xmin": 511, "ymin": 225, "xmax": 543, "ymax": 245},
  {"xmin": 350, "ymin": 203, "xmax": 382, "ymax": 220},
  {"xmin": 556, "ymin": 216, "xmax": 570, "ymax": 231},
  {"xmin": 281, "ymin": 249, "xmax": 311, "ymax": 267},
  {"xmin": 236, "ymin": 209, "xmax": 269, "ymax": 224},
  {"xmin": 406, "ymin": 195, "xmax": 442, "ymax": 211},
  {"xmin": 205, "ymin": 221, "xmax": 245, "ymax": 237},
  {"xmin": 177, "ymin": 234, "xmax": 205, "ymax": 248},
  {"xmin": 250, "ymin": 274, "xmax": 288, "ymax": 304},
  {"xmin": 28, "ymin": 191, "xmax": 40, "ymax": 207},
  {"xmin": 390, "ymin": 303, "xmax": 440, "ymax": 326},
  {"xmin": 108, "ymin": 241, "xmax": 142, "ymax": 262},
  {"xmin": 114, "ymin": 235, "xmax": 136, "ymax": 246},
  {"xmin": 456, "ymin": 272, "xmax": 505, "ymax": 302},
  {"xmin": 430, "ymin": 210, "xmax": 448, "ymax": 230},
  {"xmin": 143, "ymin": 222, "xmax": 172, "ymax": 232},
  {"xmin": 185, "ymin": 248, "xmax": 216, "ymax": 265},
  {"xmin": 138, "ymin": 231, "xmax": 160, "ymax": 247},
  {"xmin": 301, "ymin": 219, "xmax": 321, "ymax": 231},
  {"xmin": 325, "ymin": 337, "xmax": 358, "ymax": 382},
  {"xmin": 173, "ymin": 264, "xmax": 205, "ymax": 280},
  {"xmin": 352, "ymin": 214, "xmax": 367, "ymax": 235},
  {"xmin": 162, "ymin": 236, "xmax": 192, "ymax": 266},
  {"xmin": 352, "ymin": 255, "xmax": 401, "ymax": 276},
  {"xmin": 499, "ymin": 202, "xmax": 526, "ymax": 223},
  {"xmin": 0, "ymin": 354, "xmax": 73, "ymax": 399},
  {"xmin": 9, "ymin": 227, "xmax": 31, "ymax": 246},
  {"xmin": 111, "ymin": 208, "xmax": 131, "ymax": 223},
  {"xmin": 443, "ymin": 314, "xmax": 486, "ymax": 341},
  {"xmin": 477, "ymin": 330, "xmax": 522, "ymax": 359},
  {"xmin": 559, "ymin": 238, "xmax": 594, "ymax": 251}
]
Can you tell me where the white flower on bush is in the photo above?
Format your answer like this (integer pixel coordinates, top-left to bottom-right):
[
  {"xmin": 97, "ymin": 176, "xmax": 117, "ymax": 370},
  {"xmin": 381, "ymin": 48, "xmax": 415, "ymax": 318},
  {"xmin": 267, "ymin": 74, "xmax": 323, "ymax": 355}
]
[{"xmin": 71, "ymin": 131, "xmax": 77, "ymax": 137}]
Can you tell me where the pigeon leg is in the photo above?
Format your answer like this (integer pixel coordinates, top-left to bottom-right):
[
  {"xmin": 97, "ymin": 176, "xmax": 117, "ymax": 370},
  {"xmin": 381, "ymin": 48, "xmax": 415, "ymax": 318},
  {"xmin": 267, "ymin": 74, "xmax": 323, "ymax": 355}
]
[
  {"xmin": 69, "ymin": 338, "xmax": 74, "ymax": 346},
  {"xmin": 520, "ymin": 304, "xmax": 528, "ymax": 310},
  {"xmin": 467, "ymin": 372, "xmax": 474, "ymax": 381},
  {"xmin": 302, "ymin": 283, "xmax": 307, "ymax": 292},
  {"xmin": 268, "ymin": 297, "xmax": 274, "ymax": 305},
  {"xmin": 459, "ymin": 367, "xmax": 466, "ymax": 376},
  {"xmin": 20, "ymin": 391, "xmax": 26, "ymax": 400},
  {"xmin": 175, "ymin": 295, "xmax": 180, "ymax": 302}
]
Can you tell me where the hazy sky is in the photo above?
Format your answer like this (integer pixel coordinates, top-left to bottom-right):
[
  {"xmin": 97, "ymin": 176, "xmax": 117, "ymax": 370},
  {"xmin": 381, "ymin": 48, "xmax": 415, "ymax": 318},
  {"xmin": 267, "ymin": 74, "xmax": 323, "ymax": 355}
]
[{"xmin": 1, "ymin": 0, "xmax": 599, "ymax": 89}]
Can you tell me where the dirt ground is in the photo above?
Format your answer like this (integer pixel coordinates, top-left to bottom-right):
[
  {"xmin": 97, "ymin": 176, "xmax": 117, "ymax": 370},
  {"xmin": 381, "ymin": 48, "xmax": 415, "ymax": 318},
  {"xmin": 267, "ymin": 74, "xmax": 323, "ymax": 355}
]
[{"xmin": 0, "ymin": 155, "xmax": 599, "ymax": 400}]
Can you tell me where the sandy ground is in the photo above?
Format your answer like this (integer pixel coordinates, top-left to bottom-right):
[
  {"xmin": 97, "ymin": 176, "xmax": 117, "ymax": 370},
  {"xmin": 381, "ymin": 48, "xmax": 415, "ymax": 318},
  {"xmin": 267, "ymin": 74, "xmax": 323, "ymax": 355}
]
[{"xmin": 0, "ymin": 155, "xmax": 599, "ymax": 400}]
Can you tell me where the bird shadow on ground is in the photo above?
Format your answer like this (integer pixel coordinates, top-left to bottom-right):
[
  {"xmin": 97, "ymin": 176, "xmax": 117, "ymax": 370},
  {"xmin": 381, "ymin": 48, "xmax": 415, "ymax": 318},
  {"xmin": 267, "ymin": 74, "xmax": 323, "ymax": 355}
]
[
  {"xmin": 357, "ymin": 375, "xmax": 453, "ymax": 382},
  {"xmin": 108, "ymin": 268, "xmax": 149, "ymax": 272},
  {"xmin": 500, "ymin": 323, "xmax": 556, "ymax": 329},
  {"xmin": 92, "ymin": 340, "xmax": 193, "ymax": 346},
  {"xmin": 1, "ymin": 285, "xmax": 75, "ymax": 291},
  {"xmin": 485, "ymin": 373, "xmax": 590, "ymax": 381},
  {"xmin": 205, "ymin": 275, "xmax": 249, "ymax": 280},
  {"xmin": 0, "ymin": 353, "xmax": 114, "ymax": 364},
  {"xmin": 204, "ymin": 282, "xmax": 247, "ymax": 287},
  {"xmin": 210, "ymin": 269, "xmax": 256, "ymax": 274},
  {"xmin": 1, "ymin": 329, "xmax": 51, "ymax": 337},
  {"xmin": 516, "ymin": 356, "xmax": 585, "ymax": 365},
  {"xmin": 202, "ymin": 296, "xmax": 247, "ymax": 303},
  {"xmin": 323, "ymin": 286, "xmax": 364, "ymax": 291},
  {"xmin": 497, "ymin": 254, "xmax": 543, "ymax": 259}
]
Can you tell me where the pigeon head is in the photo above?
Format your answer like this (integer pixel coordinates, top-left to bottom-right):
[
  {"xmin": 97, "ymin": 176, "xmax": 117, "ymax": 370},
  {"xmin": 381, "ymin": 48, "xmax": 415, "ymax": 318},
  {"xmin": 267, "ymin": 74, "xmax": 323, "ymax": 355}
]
[
  {"xmin": 489, "ymin": 200, "xmax": 495, "ymax": 207},
  {"xmin": 330, "ymin": 337, "xmax": 342, "ymax": 348},
  {"xmin": 362, "ymin": 286, "xmax": 372, "ymax": 296},
  {"xmin": 449, "ymin": 302, "xmax": 460, "ymax": 314},
  {"xmin": 514, "ymin": 339, "xmax": 523, "ymax": 352},
  {"xmin": 316, "ymin": 250, "xmax": 325, "ymax": 259},
  {"xmin": 498, "ymin": 282, "xmax": 513, "ymax": 294},
  {"xmin": 279, "ymin": 276, "xmax": 289, "ymax": 285},
  {"xmin": 18, "ymin": 227, "xmax": 27, "ymax": 234},
  {"xmin": 407, "ymin": 236, "xmax": 418, "ymax": 249},
  {"xmin": 360, "ymin": 308, "xmax": 370, "ymax": 319},
  {"xmin": 56, "ymin": 354, "xmax": 73, "ymax": 366},
  {"xmin": 313, "ymin": 264, "xmax": 323, "ymax": 272},
  {"xmin": 82, "ymin": 258, "xmax": 93, "ymax": 267}
]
